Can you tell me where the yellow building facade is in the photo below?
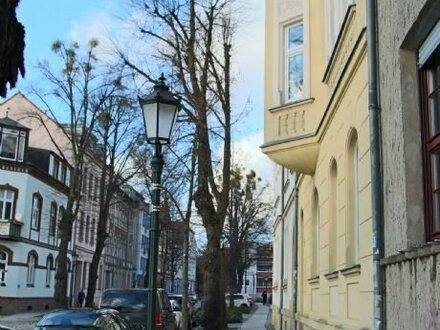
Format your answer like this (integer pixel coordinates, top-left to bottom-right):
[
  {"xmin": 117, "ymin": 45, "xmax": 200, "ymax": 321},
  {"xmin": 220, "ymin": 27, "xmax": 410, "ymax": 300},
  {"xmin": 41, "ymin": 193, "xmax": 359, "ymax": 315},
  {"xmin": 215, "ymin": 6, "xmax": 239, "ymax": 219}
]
[{"xmin": 262, "ymin": 1, "xmax": 373, "ymax": 329}]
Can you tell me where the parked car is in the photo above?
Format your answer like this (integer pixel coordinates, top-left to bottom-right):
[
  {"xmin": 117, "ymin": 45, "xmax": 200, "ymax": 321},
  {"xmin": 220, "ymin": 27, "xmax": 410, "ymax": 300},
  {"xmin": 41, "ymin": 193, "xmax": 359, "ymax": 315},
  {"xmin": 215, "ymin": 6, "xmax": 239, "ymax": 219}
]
[
  {"xmin": 167, "ymin": 293, "xmax": 198, "ymax": 307},
  {"xmin": 100, "ymin": 288, "xmax": 176, "ymax": 330},
  {"xmin": 225, "ymin": 293, "xmax": 252, "ymax": 308},
  {"xmin": 0, "ymin": 325, "xmax": 14, "ymax": 330},
  {"xmin": 33, "ymin": 308, "xmax": 131, "ymax": 329}
]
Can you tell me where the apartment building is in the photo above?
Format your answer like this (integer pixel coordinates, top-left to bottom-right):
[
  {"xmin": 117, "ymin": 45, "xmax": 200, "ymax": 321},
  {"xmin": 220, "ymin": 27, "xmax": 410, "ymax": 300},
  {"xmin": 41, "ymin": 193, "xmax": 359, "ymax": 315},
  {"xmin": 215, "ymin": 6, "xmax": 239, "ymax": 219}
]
[{"xmin": 262, "ymin": 1, "xmax": 373, "ymax": 329}]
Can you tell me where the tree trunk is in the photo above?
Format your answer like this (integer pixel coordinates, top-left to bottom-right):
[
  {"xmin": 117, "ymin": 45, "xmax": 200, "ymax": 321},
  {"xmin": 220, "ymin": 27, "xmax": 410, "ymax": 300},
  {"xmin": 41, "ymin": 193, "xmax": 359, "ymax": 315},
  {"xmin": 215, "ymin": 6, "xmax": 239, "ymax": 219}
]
[
  {"xmin": 204, "ymin": 223, "xmax": 225, "ymax": 329},
  {"xmin": 53, "ymin": 201, "xmax": 75, "ymax": 308},
  {"xmin": 181, "ymin": 217, "xmax": 190, "ymax": 330}
]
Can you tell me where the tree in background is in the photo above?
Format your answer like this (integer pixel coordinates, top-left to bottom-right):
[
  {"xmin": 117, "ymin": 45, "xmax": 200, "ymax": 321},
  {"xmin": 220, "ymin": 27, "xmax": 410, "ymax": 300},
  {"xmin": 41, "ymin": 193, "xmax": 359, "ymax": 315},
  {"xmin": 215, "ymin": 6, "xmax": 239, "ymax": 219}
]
[
  {"xmin": 119, "ymin": 0, "xmax": 236, "ymax": 327},
  {"xmin": 85, "ymin": 89, "xmax": 142, "ymax": 307},
  {"xmin": 34, "ymin": 40, "xmax": 129, "ymax": 308},
  {"xmin": 225, "ymin": 167, "xmax": 272, "ymax": 306},
  {"xmin": 0, "ymin": 0, "xmax": 25, "ymax": 97}
]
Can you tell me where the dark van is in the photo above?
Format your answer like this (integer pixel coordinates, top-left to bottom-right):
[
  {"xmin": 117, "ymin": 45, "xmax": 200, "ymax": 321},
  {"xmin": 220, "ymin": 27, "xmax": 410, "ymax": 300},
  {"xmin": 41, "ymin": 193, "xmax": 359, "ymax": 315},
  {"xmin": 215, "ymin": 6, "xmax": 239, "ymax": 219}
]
[{"xmin": 100, "ymin": 288, "xmax": 176, "ymax": 330}]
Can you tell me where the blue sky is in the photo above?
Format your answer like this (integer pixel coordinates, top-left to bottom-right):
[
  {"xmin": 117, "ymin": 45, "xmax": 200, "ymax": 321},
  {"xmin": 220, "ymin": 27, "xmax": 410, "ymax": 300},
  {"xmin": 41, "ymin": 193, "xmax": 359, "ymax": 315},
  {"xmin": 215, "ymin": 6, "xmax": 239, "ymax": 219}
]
[{"xmin": 11, "ymin": 0, "xmax": 272, "ymax": 182}]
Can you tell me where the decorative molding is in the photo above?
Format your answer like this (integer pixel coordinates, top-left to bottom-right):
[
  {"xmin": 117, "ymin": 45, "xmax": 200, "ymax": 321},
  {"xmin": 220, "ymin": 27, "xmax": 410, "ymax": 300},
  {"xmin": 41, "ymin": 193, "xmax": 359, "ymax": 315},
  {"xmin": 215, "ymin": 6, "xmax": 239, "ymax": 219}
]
[
  {"xmin": 380, "ymin": 243, "xmax": 440, "ymax": 267},
  {"xmin": 322, "ymin": 5, "xmax": 357, "ymax": 84},
  {"xmin": 269, "ymin": 98, "xmax": 315, "ymax": 113},
  {"xmin": 340, "ymin": 264, "xmax": 361, "ymax": 276},
  {"xmin": 307, "ymin": 275, "xmax": 319, "ymax": 284},
  {"xmin": 324, "ymin": 270, "xmax": 339, "ymax": 280}
]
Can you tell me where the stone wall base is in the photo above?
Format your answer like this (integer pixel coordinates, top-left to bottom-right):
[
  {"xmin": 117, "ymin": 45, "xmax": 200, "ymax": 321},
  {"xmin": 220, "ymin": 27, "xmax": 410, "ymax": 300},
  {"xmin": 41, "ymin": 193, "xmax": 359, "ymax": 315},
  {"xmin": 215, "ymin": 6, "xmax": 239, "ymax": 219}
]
[{"xmin": 0, "ymin": 297, "xmax": 54, "ymax": 315}]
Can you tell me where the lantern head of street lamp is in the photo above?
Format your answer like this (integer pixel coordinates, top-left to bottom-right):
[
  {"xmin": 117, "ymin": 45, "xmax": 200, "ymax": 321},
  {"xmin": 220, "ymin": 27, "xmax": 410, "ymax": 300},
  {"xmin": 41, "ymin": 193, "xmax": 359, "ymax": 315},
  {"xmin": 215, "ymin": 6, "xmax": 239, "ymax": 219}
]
[{"xmin": 139, "ymin": 73, "xmax": 180, "ymax": 146}]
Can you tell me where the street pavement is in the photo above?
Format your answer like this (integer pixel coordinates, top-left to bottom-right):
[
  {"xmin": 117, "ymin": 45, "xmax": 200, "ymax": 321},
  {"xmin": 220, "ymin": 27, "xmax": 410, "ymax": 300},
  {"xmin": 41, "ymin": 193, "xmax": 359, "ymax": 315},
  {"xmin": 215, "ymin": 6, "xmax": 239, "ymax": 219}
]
[
  {"xmin": 0, "ymin": 311, "xmax": 42, "ymax": 330},
  {"xmin": 0, "ymin": 303, "xmax": 272, "ymax": 330},
  {"xmin": 241, "ymin": 303, "xmax": 271, "ymax": 329}
]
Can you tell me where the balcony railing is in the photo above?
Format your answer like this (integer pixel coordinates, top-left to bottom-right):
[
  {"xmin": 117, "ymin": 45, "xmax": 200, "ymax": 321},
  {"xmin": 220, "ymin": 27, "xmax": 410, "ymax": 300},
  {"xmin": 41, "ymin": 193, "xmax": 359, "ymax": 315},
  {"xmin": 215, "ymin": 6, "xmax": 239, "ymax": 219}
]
[{"xmin": 0, "ymin": 219, "xmax": 22, "ymax": 239}]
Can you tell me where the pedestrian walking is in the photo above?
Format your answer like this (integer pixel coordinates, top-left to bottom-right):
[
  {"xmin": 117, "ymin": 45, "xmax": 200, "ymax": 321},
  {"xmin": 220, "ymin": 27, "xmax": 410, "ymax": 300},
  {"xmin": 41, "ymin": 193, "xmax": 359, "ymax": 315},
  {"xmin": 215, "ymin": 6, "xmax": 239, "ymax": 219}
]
[
  {"xmin": 262, "ymin": 291, "xmax": 267, "ymax": 305},
  {"xmin": 77, "ymin": 289, "xmax": 85, "ymax": 307}
]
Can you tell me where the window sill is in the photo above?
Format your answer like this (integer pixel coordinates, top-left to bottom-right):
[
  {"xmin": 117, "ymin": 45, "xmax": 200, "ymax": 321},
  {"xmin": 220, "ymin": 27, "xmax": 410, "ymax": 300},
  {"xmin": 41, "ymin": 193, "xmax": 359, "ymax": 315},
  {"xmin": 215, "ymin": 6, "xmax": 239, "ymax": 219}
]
[
  {"xmin": 268, "ymin": 98, "xmax": 315, "ymax": 113},
  {"xmin": 340, "ymin": 264, "xmax": 361, "ymax": 276},
  {"xmin": 307, "ymin": 275, "xmax": 319, "ymax": 284},
  {"xmin": 324, "ymin": 270, "xmax": 339, "ymax": 280}
]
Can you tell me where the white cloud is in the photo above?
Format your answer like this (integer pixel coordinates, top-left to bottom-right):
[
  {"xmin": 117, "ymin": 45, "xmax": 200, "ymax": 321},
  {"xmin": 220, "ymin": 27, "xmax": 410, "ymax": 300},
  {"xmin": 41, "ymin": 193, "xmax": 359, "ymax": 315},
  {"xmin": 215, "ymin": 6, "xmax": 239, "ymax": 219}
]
[{"xmin": 232, "ymin": 132, "xmax": 275, "ymax": 190}]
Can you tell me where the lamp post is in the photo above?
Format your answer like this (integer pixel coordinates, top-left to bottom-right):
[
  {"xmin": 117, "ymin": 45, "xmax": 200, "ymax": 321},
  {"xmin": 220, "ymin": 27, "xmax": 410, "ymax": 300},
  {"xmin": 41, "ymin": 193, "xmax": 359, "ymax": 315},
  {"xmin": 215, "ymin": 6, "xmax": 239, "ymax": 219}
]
[{"xmin": 139, "ymin": 74, "xmax": 180, "ymax": 330}]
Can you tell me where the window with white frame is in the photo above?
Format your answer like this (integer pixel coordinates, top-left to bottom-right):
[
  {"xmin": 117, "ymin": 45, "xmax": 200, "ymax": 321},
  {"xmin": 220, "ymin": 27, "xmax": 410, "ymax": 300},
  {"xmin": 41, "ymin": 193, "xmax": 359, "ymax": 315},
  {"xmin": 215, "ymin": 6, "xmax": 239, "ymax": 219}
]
[
  {"xmin": 31, "ymin": 193, "xmax": 43, "ymax": 230},
  {"xmin": 285, "ymin": 23, "xmax": 304, "ymax": 103},
  {"xmin": 53, "ymin": 159, "xmax": 59, "ymax": 180},
  {"xmin": 46, "ymin": 256, "xmax": 53, "ymax": 287},
  {"xmin": 0, "ymin": 128, "xmax": 26, "ymax": 161},
  {"xmin": 0, "ymin": 250, "xmax": 7, "ymax": 286},
  {"xmin": 27, "ymin": 253, "xmax": 36, "ymax": 286},
  {"xmin": 326, "ymin": 0, "xmax": 353, "ymax": 58},
  {"xmin": 0, "ymin": 188, "xmax": 15, "ymax": 220}
]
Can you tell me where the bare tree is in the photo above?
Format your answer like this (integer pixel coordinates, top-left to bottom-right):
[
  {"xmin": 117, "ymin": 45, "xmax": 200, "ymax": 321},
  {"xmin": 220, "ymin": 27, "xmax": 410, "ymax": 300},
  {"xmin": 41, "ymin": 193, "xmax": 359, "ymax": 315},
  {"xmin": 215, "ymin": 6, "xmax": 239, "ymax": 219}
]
[
  {"xmin": 85, "ymin": 91, "xmax": 143, "ymax": 307},
  {"xmin": 34, "ymin": 40, "xmax": 130, "ymax": 308},
  {"xmin": 119, "ymin": 1, "xmax": 235, "ymax": 326},
  {"xmin": 224, "ymin": 168, "xmax": 271, "ymax": 306}
]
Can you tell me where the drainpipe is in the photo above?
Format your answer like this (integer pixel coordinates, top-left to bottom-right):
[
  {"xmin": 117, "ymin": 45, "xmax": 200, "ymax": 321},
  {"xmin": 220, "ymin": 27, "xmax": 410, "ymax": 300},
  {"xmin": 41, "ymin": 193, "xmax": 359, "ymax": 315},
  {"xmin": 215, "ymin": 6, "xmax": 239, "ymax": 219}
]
[
  {"xmin": 292, "ymin": 182, "xmax": 299, "ymax": 330},
  {"xmin": 366, "ymin": 1, "xmax": 384, "ymax": 329},
  {"xmin": 279, "ymin": 167, "xmax": 285, "ymax": 330}
]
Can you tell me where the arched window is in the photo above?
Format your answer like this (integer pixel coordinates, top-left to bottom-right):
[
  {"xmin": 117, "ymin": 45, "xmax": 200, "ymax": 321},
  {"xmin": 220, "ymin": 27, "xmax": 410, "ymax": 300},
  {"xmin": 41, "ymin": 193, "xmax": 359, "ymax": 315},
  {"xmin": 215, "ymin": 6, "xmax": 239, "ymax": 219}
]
[
  {"xmin": 0, "ymin": 250, "xmax": 7, "ymax": 286},
  {"xmin": 346, "ymin": 129, "xmax": 360, "ymax": 264},
  {"xmin": 27, "ymin": 251, "xmax": 38, "ymax": 286},
  {"xmin": 31, "ymin": 193, "xmax": 43, "ymax": 230},
  {"xmin": 49, "ymin": 202, "xmax": 57, "ymax": 237},
  {"xmin": 312, "ymin": 188, "xmax": 320, "ymax": 276},
  {"xmin": 46, "ymin": 255, "xmax": 53, "ymax": 287},
  {"xmin": 329, "ymin": 159, "xmax": 338, "ymax": 271}
]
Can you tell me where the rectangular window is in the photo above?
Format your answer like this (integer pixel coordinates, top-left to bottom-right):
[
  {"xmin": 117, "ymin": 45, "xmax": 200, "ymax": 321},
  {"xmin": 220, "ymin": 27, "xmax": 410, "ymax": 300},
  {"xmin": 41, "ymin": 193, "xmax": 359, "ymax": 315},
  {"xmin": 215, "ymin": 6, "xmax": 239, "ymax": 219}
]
[
  {"xmin": 0, "ymin": 129, "xmax": 19, "ymax": 160},
  {"xmin": 78, "ymin": 212, "xmax": 84, "ymax": 242},
  {"xmin": 61, "ymin": 165, "xmax": 67, "ymax": 184},
  {"xmin": 0, "ymin": 189, "xmax": 14, "ymax": 220},
  {"xmin": 285, "ymin": 23, "xmax": 304, "ymax": 103},
  {"xmin": 422, "ymin": 46, "xmax": 440, "ymax": 240},
  {"xmin": 49, "ymin": 203, "xmax": 57, "ymax": 236},
  {"xmin": 53, "ymin": 159, "xmax": 59, "ymax": 180},
  {"xmin": 31, "ymin": 195, "xmax": 42, "ymax": 230}
]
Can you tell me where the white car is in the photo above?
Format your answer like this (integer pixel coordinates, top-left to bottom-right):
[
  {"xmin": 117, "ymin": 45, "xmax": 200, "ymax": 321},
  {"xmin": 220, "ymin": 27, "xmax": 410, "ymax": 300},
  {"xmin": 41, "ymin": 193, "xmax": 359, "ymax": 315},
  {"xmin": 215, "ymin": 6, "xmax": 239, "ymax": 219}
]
[{"xmin": 225, "ymin": 293, "xmax": 252, "ymax": 308}]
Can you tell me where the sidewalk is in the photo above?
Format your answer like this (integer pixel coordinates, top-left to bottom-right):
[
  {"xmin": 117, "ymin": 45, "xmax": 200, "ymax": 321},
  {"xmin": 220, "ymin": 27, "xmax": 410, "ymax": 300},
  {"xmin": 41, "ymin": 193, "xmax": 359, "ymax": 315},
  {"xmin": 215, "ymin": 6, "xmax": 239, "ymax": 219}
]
[
  {"xmin": 0, "ymin": 311, "xmax": 43, "ymax": 330},
  {"xmin": 228, "ymin": 303, "xmax": 271, "ymax": 330}
]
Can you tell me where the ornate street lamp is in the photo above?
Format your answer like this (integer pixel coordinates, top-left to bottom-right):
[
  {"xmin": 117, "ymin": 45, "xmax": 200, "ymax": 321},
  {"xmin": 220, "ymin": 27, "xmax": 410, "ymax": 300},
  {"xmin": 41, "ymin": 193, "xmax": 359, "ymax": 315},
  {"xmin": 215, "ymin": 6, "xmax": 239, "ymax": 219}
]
[{"xmin": 139, "ymin": 73, "xmax": 180, "ymax": 330}]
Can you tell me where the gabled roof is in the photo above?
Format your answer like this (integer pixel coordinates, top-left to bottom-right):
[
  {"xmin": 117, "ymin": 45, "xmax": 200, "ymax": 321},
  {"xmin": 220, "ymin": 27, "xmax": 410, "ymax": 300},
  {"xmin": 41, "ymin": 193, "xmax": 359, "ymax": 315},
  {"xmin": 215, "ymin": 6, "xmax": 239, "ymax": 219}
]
[{"xmin": 0, "ymin": 116, "xmax": 30, "ymax": 130}]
